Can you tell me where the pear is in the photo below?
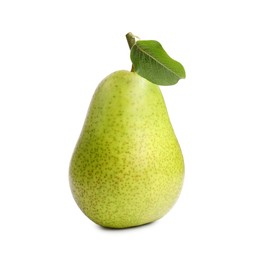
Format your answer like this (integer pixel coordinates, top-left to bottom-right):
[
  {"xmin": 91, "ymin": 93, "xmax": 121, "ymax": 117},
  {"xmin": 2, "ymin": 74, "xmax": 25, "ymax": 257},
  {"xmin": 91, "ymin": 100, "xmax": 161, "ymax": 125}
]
[{"xmin": 69, "ymin": 70, "xmax": 184, "ymax": 228}]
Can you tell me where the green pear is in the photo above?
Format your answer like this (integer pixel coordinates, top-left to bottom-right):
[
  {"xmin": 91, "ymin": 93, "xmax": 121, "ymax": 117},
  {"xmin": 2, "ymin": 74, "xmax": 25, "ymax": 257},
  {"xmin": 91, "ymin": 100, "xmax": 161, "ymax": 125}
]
[{"xmin": 69, "ymin": 70, "xmax": 184, "ymax": 228}]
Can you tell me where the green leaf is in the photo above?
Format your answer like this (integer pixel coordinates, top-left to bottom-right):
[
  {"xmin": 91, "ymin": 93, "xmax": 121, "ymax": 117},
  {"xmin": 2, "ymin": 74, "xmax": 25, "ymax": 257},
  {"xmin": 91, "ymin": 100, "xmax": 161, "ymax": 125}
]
[{"xmin": 130, "ymin": 40, "xmax": 186, "ymax": 86}]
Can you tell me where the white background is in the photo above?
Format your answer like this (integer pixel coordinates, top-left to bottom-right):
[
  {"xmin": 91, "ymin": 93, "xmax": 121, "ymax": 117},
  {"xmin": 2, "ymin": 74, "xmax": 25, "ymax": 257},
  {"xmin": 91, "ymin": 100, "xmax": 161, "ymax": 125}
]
[{"xmin": 1, "ymin": 0, "xmax": 259, "ymax": 259}]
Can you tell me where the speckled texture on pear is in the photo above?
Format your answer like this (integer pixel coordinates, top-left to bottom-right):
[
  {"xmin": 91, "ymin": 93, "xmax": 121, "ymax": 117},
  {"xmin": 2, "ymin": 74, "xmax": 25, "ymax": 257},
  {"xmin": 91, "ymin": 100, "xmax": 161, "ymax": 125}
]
[{"xmin": 69, "ymin": 70, "xmax": 184, "ymax": 228}]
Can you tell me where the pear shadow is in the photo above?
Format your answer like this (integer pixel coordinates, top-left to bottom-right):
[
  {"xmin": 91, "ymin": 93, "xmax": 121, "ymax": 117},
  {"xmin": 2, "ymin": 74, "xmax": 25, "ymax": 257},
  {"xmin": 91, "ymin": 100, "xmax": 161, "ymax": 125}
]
[{"xmin": 96, "ymin": 220, "xmax": 157, "ymax": 232}]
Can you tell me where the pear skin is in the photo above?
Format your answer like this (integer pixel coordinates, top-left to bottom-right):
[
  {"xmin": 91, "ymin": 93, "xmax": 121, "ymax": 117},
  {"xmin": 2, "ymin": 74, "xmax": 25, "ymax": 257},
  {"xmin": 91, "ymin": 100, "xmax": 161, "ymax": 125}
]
[{"xmin": 69, "ymin": 70, "xmax": 184, "ymax": 228}]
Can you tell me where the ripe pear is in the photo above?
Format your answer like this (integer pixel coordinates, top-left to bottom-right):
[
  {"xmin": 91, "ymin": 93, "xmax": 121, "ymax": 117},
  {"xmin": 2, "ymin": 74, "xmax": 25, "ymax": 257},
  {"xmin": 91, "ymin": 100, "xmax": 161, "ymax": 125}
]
[{"xmin": 69, "ymin": 70, "xmax": 184, "ymax": 228}]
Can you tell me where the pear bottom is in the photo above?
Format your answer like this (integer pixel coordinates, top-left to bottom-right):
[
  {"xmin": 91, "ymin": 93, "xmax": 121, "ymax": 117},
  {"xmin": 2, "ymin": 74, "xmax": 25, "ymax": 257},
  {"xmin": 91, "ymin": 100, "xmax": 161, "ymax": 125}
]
[{"xmin": 69, "ymin": 70, "xmax": 184, "ymax": 229}]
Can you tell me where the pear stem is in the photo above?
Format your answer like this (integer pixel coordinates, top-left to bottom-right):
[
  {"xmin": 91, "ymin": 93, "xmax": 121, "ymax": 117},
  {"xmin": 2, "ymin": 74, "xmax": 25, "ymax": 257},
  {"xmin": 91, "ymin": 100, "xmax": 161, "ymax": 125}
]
[
  {"xmin": 126, "ymin": 32, "xmax": 137, "ymax": 72},
  {"xmin": 126, "ymin": 32, "xmax": 136, "ymax": 49}
]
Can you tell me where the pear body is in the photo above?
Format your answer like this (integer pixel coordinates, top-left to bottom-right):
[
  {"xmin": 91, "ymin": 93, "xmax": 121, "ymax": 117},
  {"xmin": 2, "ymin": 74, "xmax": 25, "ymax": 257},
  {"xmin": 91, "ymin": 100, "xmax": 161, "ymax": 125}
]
[{"xmin": 69, "ymin": 70, "xmax": 184, "ymax": 228}]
